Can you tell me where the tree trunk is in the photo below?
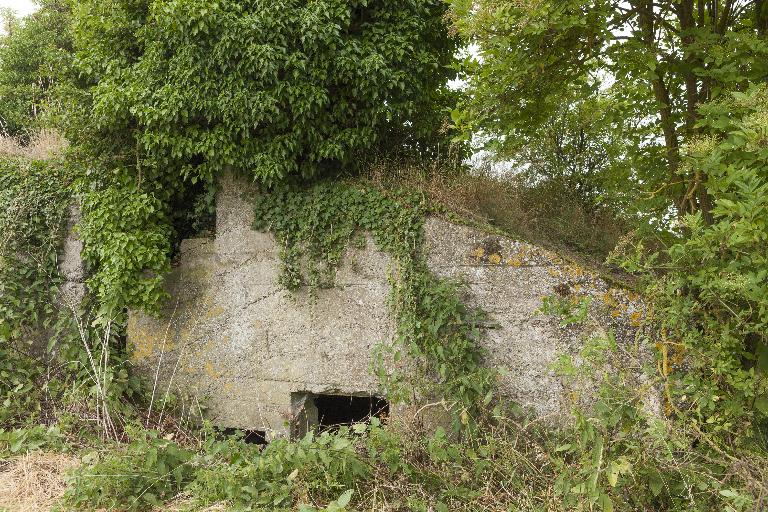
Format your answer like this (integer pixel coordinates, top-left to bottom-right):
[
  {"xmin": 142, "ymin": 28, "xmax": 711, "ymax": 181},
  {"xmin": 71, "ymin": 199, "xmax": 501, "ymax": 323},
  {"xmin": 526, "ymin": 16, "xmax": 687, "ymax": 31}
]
[
  {"xmin": 632, "ymin": 0, "xmax": 686, "ymax": 214},
  {"xmin": 758, "ymin": 0, "xmax": 768, "ymax": 37},
  {"xmin": 676, "ymin": 0, "xmax": 716, "ymax": 224}
]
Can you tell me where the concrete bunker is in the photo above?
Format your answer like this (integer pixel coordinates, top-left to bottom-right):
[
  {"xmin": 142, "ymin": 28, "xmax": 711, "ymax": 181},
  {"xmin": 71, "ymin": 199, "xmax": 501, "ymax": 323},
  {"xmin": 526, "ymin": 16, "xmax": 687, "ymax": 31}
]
[{"xmin": 127, "ymin": 172, "xmax": 657, "ymax": 439}]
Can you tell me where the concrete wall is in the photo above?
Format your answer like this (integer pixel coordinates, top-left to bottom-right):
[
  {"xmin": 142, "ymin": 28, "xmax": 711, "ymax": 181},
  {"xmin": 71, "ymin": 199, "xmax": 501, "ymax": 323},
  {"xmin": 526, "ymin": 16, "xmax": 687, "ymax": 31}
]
[
  {"xmin": 59, "ymin": 205, "xmax": 86, "ymax": 310},
  {"xmin": 128, "ymin": 174, "xmax": 654, "ymax": 439},
  {"xmin": 26, "ymin": 204, "xmax": 86, "ymax": 357}
]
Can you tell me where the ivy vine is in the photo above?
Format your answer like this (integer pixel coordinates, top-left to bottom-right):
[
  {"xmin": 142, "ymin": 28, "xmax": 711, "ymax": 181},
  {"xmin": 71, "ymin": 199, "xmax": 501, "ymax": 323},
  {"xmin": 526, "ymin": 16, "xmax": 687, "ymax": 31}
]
[
  {"xmin": 0, "ymin": 157, "xmax": 73, "ymax": 344},
  {"xmin": 0, "ymin": 157, "xmax": 72, "ymax": 424},
  {"xmin": 253, "ymin": 181, "xmax": 496, "ymax": 428}
]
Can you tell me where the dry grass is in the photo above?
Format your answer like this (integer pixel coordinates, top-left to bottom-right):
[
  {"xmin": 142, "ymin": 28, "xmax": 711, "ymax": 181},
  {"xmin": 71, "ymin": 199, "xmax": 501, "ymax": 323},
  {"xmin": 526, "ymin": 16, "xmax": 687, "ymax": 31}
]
[
  {"xmin": 362, "ymin": 160, "xmax": 633, "ymax": 280},
  {"xmin": 0, "ymin": 453, "xmax": 79, "ymax": 512},
  {"xmin": 0, "ymin": 131, "xmax": 66, "ymax": 160},
  {"xmin": 0, "ymin": 454, "xmax": 230, "ymax": 512}
]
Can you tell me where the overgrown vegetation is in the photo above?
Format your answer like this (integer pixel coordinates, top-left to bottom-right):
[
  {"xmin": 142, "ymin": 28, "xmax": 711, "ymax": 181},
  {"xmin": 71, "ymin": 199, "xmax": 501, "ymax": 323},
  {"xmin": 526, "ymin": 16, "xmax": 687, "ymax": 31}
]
[
  {"xmin": 0, "ymin": 157, "xmax": 71, "ymax": 347},
  {"xmin": 449, "ymin": 0, "xmax": 768, "ymax": 224},
  {"xmin": 0, "ymin": 0, "xmax": 72, "ymax": 141},
  {"xmin": 58, "ymin": 337, "xmax": 767, "ymax": 511},
  {"xmin": 618, "ymin": 84, "xmax": 768, "ymax": 442},
  {"xmin": 362, "ymin": 159, "xmax": 631, "ymax": 265},
  {"xmin": 0, "ymin": 0, "xmax": 767, "ymax": 511},
  {"xmin": 63, "ymin": 0, "xmax": 462, "ymax": 317},
  {"xmin": 252, "ymin": 180, "xmax": 495, "ymax": 427},
  {"xmin": 0, "ymin": 155, "xmax": 158, "ymax": 445}
]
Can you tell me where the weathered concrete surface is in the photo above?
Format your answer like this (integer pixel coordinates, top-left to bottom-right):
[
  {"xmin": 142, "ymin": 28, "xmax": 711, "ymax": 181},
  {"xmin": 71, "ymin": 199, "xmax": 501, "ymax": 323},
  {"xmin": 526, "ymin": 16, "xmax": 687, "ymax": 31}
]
[
  {"xmin": 26, "ymin": 204, "xmax": 86, "ymax": 357},
  {"xmin": 58, "ymin": 204, "xmax": 86, "ymax": 310},
  {"xmin": 129, "ymin": 174, "xmax": 395, "ymax": 438},
  {"xmin": 129, "ymin": 174, "xmax": 656, "ymax": 438}
]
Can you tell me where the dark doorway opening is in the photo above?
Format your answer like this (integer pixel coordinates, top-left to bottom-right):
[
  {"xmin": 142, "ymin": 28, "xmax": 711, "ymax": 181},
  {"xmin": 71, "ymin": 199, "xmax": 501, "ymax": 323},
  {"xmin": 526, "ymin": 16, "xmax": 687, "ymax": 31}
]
[
  {"xmin": 314, "ymin": 394, "xmax": 389, "ymax": 428},
  {"xmin": 220, "ymin": 428, "xmax": 268, "ymax": 446},
  {"xmin": 291, "ymin": 392, "xmax": 390, "ymax": 439}
]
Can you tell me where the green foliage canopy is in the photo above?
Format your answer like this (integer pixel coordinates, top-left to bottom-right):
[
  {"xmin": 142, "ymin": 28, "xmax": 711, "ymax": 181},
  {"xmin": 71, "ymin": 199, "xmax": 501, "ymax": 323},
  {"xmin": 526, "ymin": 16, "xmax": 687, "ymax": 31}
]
[
  {"xmin": 72, "ymin": 0, "xmax": 458, "ymax": 184},
  {"xmin": 450, "ymin": 0, "xmax": 768, "ymax": 220},
  {"xmin": 69, "ymin": 0, "xmax": 460, "ymax": 316},
  {"xmin": 0, "ymin": 0, "xmax": 72, "ymax": 140}
]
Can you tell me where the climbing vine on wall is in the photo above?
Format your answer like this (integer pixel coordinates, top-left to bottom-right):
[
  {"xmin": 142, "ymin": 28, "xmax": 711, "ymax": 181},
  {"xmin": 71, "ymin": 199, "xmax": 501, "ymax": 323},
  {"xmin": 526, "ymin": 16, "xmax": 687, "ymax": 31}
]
[
  {"xmin": 0, "ymin": 157, "xmax": 72, "ymax": 424},
  {"xmin": 253, "ymin": 181, "xmax": 496, "ymax": 428},
  {"xmin": 0, "ymin": 157, "xmax": 73, "ymax": 344},
  {"xmin": 0, "ymin": 156, "xmax": 148, "ymax": 433}
]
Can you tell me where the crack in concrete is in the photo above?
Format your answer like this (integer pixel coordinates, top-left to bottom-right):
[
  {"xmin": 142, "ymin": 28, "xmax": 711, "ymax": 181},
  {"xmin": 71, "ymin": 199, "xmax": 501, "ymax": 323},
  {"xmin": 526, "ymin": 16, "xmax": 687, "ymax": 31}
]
[
  {"xmin": 239, "ymin": 289, "xmax": 281, "ymax": 312},
  {"xmin": 213, "ymin": 254, "xmax": 261, "ymax": 276}
]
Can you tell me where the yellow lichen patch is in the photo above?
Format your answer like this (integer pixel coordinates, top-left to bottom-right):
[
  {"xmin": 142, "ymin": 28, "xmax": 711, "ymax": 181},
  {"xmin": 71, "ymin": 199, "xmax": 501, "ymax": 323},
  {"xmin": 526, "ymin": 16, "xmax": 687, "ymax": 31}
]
[
  {"xmin": 127, "ymin": 319, "xmax": 165, "ymax": 362},
  {"xmin": 130, "ymin": 330, "xmax": 180, "ymax": 361},
  {"xmin": 471, "ymin": 247, "xmax": 486, "ymax": 261},
  {"xmin": 488, "ymin": 253, "xmax": 502, "ymax": 265},
  {"xmin": 563, "ymin": 264, "xmax": 585, "ymax": 279},
  {"xmin": 630, "ymin": 311, "xmax": 643, "ymax": 327},
  {"xmin": 204, "ymin": 361, "xmax": 224, "ymax": 379},
  {"xmin": 205, "ymin": 336, "xmax": 230, "ymax": 352},
  {"xmin": 610, "ymin": 309, "xmax": 622, "ymax": 318},
  {"xmin": 204, "ymin": 306, "xmax": 226, "ymax": 320},
  {"xmin": 548, "ymin": 267, "xmax": 562, "ymax": 277},
  {"xmin": 177, "ymin": 325, "xmax": 195, "ymax": 345},
  {"xmin": 131, "ymin": 337, "xmax": 156, "ymax": 362},
  {"xmin": 507, "ymin": 258, "xmax": 522, "ymax": 268}
]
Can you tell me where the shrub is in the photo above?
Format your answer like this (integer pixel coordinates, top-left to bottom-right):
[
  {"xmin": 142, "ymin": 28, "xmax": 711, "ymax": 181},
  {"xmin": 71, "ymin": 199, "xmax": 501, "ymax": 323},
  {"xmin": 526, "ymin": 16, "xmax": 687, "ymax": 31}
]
[
  {"xmin": 191, "ymin": 429, "xmax": 369, "ymax": 510},
  {"xmin": 63, "ymin": 429, "xmax": 194, "ymax": 511}
]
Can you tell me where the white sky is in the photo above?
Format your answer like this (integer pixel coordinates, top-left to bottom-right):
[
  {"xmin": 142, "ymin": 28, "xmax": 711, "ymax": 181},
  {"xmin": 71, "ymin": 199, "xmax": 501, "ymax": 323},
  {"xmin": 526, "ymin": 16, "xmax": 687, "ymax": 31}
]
[{"xmin": 0, "ymin": 0, "xmax": 37, "ymax": 17}]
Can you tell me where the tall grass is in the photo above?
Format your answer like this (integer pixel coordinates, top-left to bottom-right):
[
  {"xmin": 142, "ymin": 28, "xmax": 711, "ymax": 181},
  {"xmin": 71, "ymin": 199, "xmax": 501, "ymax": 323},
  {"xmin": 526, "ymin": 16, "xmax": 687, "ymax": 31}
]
[{"xmin": 362, "ymin": 159, "xmax": 630, "ymax": 266}]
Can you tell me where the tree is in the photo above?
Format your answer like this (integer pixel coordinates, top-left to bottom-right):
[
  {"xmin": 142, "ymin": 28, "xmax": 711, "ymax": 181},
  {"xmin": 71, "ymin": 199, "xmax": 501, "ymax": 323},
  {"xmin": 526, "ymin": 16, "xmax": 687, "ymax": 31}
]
[
  {"xmin": 0, "ymin": 0, "xmax": 72, "ymax": 140},
  {"xmin": 510, "ymin": 93, "xmax": 634, "ymax": 213},
  {"xmin": 68, "ymin": 0, "xmax": 460, "ymax": 315},
  {"xmin": 627, "ymin": 85, "xmax": 768, "ymax": 435},
  {"xmin": 449, "ymin": 0, "xmax": 768, "ymax": 223}
]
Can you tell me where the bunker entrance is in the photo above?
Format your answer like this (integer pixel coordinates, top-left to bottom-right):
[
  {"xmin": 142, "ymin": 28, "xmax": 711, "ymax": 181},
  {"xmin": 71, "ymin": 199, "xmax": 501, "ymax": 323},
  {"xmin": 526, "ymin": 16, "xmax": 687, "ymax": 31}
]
[
  {"xmin": 291, "ymin": 393, "xmax": 389, "ymax": 438},
  {"xmin": 219, "ymin": 428, "xmax": 268, "ymax": 446}
]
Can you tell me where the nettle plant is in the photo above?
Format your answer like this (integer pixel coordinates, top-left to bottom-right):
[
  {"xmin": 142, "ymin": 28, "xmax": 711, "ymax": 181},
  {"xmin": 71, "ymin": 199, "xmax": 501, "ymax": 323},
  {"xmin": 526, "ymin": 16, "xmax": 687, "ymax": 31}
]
[{"xmin": 68, "ymin": 0, "xmax": 460, "ymax": 317}]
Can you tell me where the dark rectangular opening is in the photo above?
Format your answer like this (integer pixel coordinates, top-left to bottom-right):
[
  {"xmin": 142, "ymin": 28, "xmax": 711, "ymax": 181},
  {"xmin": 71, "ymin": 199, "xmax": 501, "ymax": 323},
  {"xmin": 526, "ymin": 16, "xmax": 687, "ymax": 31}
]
[
  {"xmin": 314, "ymin": 394, "xmax": 389, "ymax": 429},
  {"xmin": 220, "ymin": 428, "xmax": 268, "ymax": 446}
]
